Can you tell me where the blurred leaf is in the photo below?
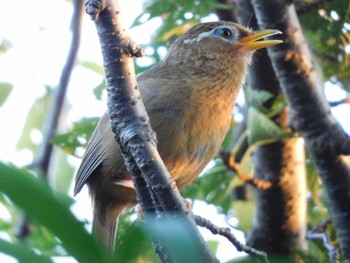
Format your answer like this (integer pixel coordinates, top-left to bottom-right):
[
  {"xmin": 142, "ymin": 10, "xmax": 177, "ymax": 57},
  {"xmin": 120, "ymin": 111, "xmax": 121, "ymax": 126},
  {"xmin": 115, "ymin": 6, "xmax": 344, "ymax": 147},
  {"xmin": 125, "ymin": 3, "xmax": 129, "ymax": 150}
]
[
  {"xmin": 0, "ymin": 82, "xmax": 13, "ymax": 107},
  {"xmin": 147, "ymin": 216, "xmax": 206, "ymax": 262},
  {"xmin": 93, "ymin": 79, "xmax": 106, "ymax": 100},
  {"xmin": 0, "ymin": 238, "xmax": 53, "ymax": 263},
  {"xmin": 0, "ymin": 37, "xmax": 12, "ymax": 54},
  {"xmin": 115, "ymin": 220, "xmax": 157, "ymax": 262},
  {"xmin": 221, "ymin": 120, "xmax": 237, "ymax": 150},
  {"xmin": 131, "ymin": 0, "xmax": 232, "ymax": 60},
  {"xmin": 182, "ymin": 158, "xmax": 234, "ymax": 213},
  {"xmin": 207, "ymin": 240, "xmax": 219, "ymax": 254},
  {"xmin": 16, "ymin": 86, "xmax": 52, "ymax": 152},
  {"xmin": 247, "ymin": 107, "xmax": 294, "ymax": 146},
  {"xmin": 300, "ymin": 0, "xmax": 350, "ymax": 85},
  {"xmin": 52, "ymin": 117, "xmax": 99, "ymax": 156},
  {"xmin": 245, "ymin": 89, "xmax": 274, "ymax": 113},
  {"xmin": 306, "ymin": 161, "xmax": 325, "ymax": 214},
  {"xmin": 81, "ymin": 61, "xmax": 104, "ymax": 75},
  {"xmin": 232, "ymin": 201, "xmax": 254, "ymax": 233},
  {"xmin": 50, "ymin": 149, "xmax": 75, "ymax": 194},
  {"xmin": 0, "ymin": 162, "xmax": 111, "ymax": 263},
  {"xmin": 28, "ymin": 223, "xmax": 62, "ymax": 256},
  {"xmin": 80, "ymin": 61, "xmax": 106, "ymax": 100}
]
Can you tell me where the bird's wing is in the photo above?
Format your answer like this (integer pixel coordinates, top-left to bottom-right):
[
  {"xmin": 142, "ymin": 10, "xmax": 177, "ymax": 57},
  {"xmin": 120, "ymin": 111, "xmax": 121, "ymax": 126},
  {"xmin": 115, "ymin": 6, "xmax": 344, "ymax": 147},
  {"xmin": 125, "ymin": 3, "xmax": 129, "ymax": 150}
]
[
  {"xmin": 74, "ymin": 66, "xmax": 189, "ymax": 195},
  {"xmin": 74, "ymin": 113, "xmax": 110, "ymax": 195}
]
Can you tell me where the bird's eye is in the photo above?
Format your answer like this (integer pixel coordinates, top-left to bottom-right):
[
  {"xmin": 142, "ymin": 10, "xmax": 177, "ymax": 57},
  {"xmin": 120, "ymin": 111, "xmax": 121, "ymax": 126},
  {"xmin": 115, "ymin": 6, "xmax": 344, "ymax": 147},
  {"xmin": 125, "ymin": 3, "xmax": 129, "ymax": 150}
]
[{"xmin": 220, "ymin": 28, "xmax": 233, "ymax": 39}]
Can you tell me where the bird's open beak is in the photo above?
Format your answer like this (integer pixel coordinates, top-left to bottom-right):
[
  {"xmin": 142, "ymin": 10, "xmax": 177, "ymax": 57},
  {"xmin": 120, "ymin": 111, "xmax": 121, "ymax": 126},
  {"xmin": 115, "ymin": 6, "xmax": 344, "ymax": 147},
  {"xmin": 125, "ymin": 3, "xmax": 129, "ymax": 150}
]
[{"xmin": 237, "ymin": 29, "xmax": 282, "ymax": 50}]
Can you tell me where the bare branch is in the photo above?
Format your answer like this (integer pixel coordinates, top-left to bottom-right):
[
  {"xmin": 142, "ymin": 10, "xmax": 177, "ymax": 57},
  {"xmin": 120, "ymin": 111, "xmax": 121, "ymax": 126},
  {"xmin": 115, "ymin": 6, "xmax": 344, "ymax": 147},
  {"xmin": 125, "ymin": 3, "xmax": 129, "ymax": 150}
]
[
  {"xmin": 329, "ymin": 97, "xmax": 350, "ymax": 107},
  {"xmin": 193, "ymin": 214, "xmax": 268, "ymax": 259}
]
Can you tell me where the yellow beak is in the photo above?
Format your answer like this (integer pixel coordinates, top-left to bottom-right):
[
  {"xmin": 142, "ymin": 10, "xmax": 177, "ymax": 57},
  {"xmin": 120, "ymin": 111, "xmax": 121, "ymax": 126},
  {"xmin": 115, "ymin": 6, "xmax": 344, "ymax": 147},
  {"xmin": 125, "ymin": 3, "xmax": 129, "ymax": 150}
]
[{"xmin": 237, "ymin": 29, "xmax": 283, "ymax": 50}]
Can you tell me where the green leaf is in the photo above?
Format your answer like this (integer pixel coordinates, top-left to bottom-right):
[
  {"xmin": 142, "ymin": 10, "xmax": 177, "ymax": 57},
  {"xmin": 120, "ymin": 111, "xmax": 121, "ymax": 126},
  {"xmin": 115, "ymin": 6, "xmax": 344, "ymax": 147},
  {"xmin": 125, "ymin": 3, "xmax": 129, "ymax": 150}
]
[
  {"xmin": 207, "ymin": 240, "xmax": 219, "ymax": 254},
  {"xmin": 115, "ymin": 220, "xmax": 157, "ymax": 262},
  {"xmin": 0, "ymin": 162, "xmax": 111, "ymax": 263},
  {"xmin": 50, "ymin": 149, "xmax": 75, "ymax": 194},
  {"xmin": 81, "ymin": 61, "xmax": 104, "ymax": 75},
  {"xmin": 306, "ymin": 161, "xmax": 326, "ymax": 214},
  {"xmin": 299, "ymin": 1, "xmax": 350, "ymax": 83},
  {"xmin": 0, "ymin": 238, "xmax": 53, "ymax": 263},
  {"xmin": 245, "ymin": 89, "xmax": 274, "ymax": 112},
  {"xmin": 52, "ymin": 117, "xmax": 99, "ymax": 156},
  {"xmin": 247, "ymin": 107, "xmax": 293, "ymax": 145},
  {"xmin": 93, "ymin": 79, "xmax": 106, "ymax": 100},
  {"xmin": 232, "ymin": 201, "xmax": 254, "ymax": 233},
  {"xmin": 182, "ymin": 158, "xmax": 234, "ymax": 213},
  {"xmin": 16, "ymin": 86, "xmax": 52, "ymax": 152},
  {"xmin": 0, "ymin": 82, "xmax": 13, "ymax": 107}
]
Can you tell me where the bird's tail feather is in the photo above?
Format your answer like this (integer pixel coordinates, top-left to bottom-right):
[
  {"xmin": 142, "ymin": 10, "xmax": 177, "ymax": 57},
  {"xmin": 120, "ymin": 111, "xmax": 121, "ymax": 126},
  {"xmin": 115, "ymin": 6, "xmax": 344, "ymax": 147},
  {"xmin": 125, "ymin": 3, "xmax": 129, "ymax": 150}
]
[{"xmin": 92, "ymin": 200, "xmax": 125, "ymax": 252}]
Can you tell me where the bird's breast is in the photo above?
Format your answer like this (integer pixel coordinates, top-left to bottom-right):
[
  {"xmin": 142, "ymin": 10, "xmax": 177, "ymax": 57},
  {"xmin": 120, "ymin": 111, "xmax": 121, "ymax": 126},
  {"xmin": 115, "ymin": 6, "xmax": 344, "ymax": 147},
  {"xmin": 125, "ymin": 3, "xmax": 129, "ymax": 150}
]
[{"xmin": 155, "ymin": 85, "xmax": 237, "ymax": 189}]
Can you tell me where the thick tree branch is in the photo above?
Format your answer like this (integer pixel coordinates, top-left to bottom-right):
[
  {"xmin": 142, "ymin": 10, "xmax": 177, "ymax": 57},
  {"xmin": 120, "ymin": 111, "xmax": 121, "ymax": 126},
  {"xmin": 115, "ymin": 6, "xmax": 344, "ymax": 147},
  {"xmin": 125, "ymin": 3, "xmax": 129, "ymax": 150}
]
[
  {"xmin": 84, "ymin": 0, "xmax": 217, "ymax": 261},
  {"xmin": 17, "ymin": 0, "xmax": 84, "ymax": 239},
  {"xmin": 251, "ymin": 0, "xmax": 350, "ymax": 258},
  {"xmin": 234, "ymin": 0, "xmax": 308, "ymax": 255}
]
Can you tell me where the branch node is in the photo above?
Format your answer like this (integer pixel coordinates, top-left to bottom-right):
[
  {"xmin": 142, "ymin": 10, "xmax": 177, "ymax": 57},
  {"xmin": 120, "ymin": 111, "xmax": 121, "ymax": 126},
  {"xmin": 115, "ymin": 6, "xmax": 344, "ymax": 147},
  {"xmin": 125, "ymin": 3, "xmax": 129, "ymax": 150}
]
[
  {"xmin": 85, "ymin": 0, "xmax": 103, "ymax": 20},
  {"xmin": 127, "ymin": 41, "xmax": 145, "ymax": 57}
]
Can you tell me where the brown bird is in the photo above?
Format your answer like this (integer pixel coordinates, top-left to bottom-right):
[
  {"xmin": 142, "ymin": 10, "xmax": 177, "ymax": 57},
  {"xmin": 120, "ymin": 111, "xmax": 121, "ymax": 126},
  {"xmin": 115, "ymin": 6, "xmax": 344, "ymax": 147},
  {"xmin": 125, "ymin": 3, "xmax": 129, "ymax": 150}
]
[{"xmin": 74, "ymin": 21, "xmax": 282, "ymax": 250}]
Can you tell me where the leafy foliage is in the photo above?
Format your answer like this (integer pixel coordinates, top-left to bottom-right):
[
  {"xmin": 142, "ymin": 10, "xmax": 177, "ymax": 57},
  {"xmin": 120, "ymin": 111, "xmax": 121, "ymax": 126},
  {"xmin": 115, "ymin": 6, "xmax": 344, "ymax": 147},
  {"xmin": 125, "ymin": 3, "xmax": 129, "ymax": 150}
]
[
  {"xmin": 0, "ymin": 82, "xmax": 13, "ymax": 108},
  {"xmin": 16, "ymin": 86, "xmax": 52, "ymax": 153},
  {"xmin": 134, "ymin": 0, "xmax": 231, "ymax": 43},
  {"xmin": 247, "ymin": 107, "xmax": 294, "ymax": 145},
  {"xmin": 81, "ymin": 61, "xmax": 106, "ymax": 100},
  {"xmin": 300, "ymin": 1, "xmax": 350, "ymax": 89},
  {"xmin": 52, "ymin": 117, "xmax": 99, "ymax": 157},
  {"xmin": 182, "ymin": 158, "xmax": 237, "ymax": 214},
  {"xmin": 0, "ymin": 162, "xmax": 112, "ymax": 263}
]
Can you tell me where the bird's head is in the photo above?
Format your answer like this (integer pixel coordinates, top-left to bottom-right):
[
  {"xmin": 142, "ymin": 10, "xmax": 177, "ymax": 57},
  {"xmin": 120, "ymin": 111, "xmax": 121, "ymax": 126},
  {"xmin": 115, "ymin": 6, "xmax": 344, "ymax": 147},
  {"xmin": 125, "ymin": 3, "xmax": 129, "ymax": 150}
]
[{"xmin": 164, "ymin": 21, "xmax": 282, "ymax": 72}]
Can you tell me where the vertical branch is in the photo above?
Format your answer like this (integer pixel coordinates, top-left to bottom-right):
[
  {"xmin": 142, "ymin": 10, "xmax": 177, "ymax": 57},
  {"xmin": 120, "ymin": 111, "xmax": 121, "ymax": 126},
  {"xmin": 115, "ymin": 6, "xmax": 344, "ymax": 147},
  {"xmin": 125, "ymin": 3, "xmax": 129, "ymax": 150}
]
[
  {"xmin": 251, "ymin": 0, "xmax": 350, "ymax": 258},
  {"xmin": 17, "ymin": 0, "xmax": 84, "ymax": 239},
  {"xmin": 36, "ymin": 0, "xmax": 84, "ymax": 176},
  {"xmin": 84, "ymin": 0, "xmax": 217, "ymax": 262},
  {"xmin": 234, "ymin": 0, "xmax": 307, "ymax": 255}
]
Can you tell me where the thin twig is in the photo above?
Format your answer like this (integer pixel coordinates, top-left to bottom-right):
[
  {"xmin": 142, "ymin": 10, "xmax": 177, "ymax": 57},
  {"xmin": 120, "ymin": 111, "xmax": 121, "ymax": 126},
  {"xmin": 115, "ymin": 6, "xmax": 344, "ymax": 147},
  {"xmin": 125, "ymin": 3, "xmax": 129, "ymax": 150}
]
[
  {"xmin": 16, "ymin": 0, "xmax": 84, "ymax": 239},
  {"xmin": 329, "ymin": 97, "xmax": 350, "ymax": 107},
  {"xmin": 193, "ymin": 214, "xmax": 268, "ymax": 260},
  {"xmin": 220, "ymin": 151, "xmax": 275, "ymax": 190},
  {"xmin": 306, "ymin": 219, "xmax": 338, "ymax": 263}
]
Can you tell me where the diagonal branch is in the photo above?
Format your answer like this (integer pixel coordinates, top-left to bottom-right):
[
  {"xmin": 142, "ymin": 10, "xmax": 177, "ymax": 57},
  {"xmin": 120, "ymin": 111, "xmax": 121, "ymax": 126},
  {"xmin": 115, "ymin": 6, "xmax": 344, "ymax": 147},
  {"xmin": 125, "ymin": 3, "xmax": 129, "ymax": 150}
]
[
  {"xmin": 193, "ymin": 214, "xmax": 267, "ymax": 259},
  {"xmin": 84, "ymin": 0, "xmax": 217, "ymax": 262}
]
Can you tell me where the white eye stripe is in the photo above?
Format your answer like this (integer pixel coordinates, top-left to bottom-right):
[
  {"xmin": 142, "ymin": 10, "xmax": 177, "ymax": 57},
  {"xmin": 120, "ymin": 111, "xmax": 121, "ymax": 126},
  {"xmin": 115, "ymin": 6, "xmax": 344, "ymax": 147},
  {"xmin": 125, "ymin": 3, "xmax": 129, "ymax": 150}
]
[
  {"xmin": 183, "ymin": 31, "xmax": 212, "ymax": 44},
  {"xmin": 183, "ymin": 26, "xmax": 238, "ymax": 45}
]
